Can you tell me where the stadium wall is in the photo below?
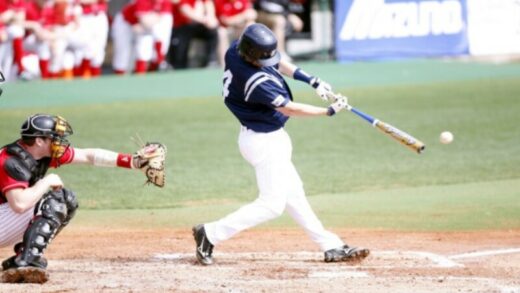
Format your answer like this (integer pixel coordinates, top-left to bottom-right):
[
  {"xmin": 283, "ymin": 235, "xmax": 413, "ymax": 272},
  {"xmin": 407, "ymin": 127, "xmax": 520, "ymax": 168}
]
[{"xmin": 335, "ymin": 0, "xmax": 520, "ymax": 61}]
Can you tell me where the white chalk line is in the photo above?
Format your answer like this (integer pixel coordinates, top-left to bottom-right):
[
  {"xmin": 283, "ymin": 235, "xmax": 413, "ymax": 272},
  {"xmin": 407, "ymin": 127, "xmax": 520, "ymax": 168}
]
[
  {"xmin": 409, "ymin": 276, "xmax": 520, "ymax": 293},
  {"xmin": 155, "ymin": 247, "xmax": 520, "ymax": 265},
  {"xmin": 450, "ymin": 248, "xmax": 520, "ymax": 260},
  {"xmin": 154, "ymin": 250, "xmax": 463, "ymax": 268}
]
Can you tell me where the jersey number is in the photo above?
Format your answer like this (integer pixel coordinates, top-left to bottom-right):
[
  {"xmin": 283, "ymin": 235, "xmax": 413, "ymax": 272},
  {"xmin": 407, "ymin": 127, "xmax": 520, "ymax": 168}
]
[{"xmin": 222, "ymin": 70, "xmax": 233, "ymax": 99}]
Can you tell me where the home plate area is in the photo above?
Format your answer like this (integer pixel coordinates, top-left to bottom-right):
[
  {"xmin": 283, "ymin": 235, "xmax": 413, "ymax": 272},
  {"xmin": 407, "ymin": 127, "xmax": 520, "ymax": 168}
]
[
  {"xmin": 150, "ymin": 248, "xmax": 520, "ymax": 292},
  {"xmin": 1, "ymin": 247, "xmax": 519, "ymax": 292}
]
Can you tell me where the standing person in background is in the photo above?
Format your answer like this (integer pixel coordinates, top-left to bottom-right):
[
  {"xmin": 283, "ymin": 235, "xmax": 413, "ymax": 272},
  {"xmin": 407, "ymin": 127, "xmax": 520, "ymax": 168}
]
[
  {"xmin": 192, "ymin": 23, "xmax": 370, "ymax": 266},
  {"xmin": 213, "ymin": 0, "xmax": 256, "ymax": 67},
  {"xmin": 0, "ymin": 4, "xmax": 12, "ymax": 77},
  {"xmin": 47, "ymin": 0, "xmax": 80, "ymax": 79},
  {"xmin": 72, "ymin": 0, "xmax": 109, "ymax": 78},
  {"xmin": 0, "ymin": 0, "xmax": 28, "ymax": 79},
  {"xmin": 167, "ymin": 0, "xmax": 219, "ymax": 69},
  {"xmin": 148, "ymin": 0, "xmax": 172, "ymax": 72},
  {"xmin": 0, "ymin": 114, "xmax": 164, "ymax": 283},
  {"xmin": 253, "ymin": 0, "xmax": 304, "ymax": 61},
  {"xmin": 111, "ymin": 0, "xmax": 172, "ymax": 75},
  {"xmin": 23, "ymin": 0, "xmax": 56, "ymax": 79}
]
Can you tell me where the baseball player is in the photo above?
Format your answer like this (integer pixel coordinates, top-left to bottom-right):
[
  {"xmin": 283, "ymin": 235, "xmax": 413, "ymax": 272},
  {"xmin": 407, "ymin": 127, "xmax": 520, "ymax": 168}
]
[
  {"xmin": 213, "ymin": 0, "xmax": 256, "ymax": 67},
  {"xmin": 193, "ymin": 23, "xmax": 370, "ymax": 265},
  {"xmin": 168, "ymin": 0, "xmax": 219, "ymax": 69},
  {"xmin": 71, "ymin": 0, "xmax": 109, "ymax": 77},
  {"xmin": 0, "ymin": 114, "xmax": 163, "ymax": 283},
  {"xmin": 0, "ymin": 0, "xmax": 27, "ymax": 79},
  {"xmin": 111, "ymin": 0, "xmax": 172, "ymax": 74}
]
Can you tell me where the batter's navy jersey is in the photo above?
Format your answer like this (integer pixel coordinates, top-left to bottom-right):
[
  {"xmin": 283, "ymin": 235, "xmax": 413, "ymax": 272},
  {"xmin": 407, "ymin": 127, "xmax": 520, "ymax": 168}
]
[{"xmin": 223, "ymin": 41, "xmax": 293, "ymax": 133}]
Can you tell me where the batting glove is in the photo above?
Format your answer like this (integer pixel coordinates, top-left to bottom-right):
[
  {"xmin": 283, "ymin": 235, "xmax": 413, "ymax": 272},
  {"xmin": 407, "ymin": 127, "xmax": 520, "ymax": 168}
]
[
  {"xmin": 311, "ymin": 78, "xmax": 334, "ymax": 102},
  {"xmin": 327, "ymin": 96, "xmax": 348, "ymax": 116}
]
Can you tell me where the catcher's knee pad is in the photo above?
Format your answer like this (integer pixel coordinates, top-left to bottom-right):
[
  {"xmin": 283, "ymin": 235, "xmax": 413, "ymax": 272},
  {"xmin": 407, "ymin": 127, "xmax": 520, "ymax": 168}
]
[
  {"xmin": 36, "ymin": 189, "xmax": 69, "ymax": 223},
  {"xmin": 61, "ymin": 188, "xmax": 79, "ymax": 226}
]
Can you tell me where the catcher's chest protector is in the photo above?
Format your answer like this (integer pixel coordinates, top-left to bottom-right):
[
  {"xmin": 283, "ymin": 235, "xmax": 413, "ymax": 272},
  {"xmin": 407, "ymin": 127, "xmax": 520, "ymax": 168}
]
[{"xmin": 3, "ymin": 142, "xmax": 51, "ymax": 187}]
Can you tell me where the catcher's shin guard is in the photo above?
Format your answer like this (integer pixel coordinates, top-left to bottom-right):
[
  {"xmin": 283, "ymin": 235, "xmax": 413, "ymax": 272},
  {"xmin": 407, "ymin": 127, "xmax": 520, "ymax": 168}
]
[{"xmin": 14, "ymin": 189, "xmax": 77, "ymax": 269}]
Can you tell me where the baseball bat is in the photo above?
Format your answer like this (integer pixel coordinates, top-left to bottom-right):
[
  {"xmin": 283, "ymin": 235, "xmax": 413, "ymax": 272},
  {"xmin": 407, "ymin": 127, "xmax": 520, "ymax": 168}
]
[{"xmin": 338, "ymin": 97, "xmax": 425, "ymax": 154}]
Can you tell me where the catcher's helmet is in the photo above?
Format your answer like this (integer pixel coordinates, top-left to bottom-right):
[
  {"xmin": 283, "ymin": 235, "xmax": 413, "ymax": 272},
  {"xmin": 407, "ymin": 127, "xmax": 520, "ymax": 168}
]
[
  {"xmin": 21, "ymin": 114, "xmax": 73, "ymax": 159},
  {"xmin": 238, "ymin": 23, "xmax": 281, "ymax": 67}
]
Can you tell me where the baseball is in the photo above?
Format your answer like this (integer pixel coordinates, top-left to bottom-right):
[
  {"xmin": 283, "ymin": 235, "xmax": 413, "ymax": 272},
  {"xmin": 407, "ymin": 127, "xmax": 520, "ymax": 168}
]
[{"xmin": 440, "ymin": 131, "xmax": 454, "ymax": 144}]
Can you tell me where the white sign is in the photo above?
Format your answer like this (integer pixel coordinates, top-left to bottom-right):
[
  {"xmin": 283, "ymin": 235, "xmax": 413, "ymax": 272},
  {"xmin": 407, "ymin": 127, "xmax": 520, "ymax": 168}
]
[{"xmin": 467, "ymin": 0, "xmax": 520, "ymax": 55}]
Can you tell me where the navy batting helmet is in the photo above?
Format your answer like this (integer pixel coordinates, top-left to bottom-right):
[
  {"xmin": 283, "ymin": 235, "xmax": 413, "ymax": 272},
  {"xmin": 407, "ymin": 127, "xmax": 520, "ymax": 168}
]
[{"xmin": 238, "ymin": 23, "xmax": 281, "ymax": 67}]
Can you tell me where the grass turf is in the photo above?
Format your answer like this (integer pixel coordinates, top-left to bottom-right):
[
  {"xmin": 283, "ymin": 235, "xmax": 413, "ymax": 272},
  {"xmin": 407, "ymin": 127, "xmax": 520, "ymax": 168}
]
[{"xmin": 1, "ymin": 60, "xmax": 519, "ymax": 231}]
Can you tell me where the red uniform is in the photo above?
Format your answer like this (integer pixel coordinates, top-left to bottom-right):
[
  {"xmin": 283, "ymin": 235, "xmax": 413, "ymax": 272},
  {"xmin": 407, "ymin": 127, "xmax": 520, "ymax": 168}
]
[
  {"xmin": 0, "ymin": 0, "xmax": 25, "ymax": 13},
  {"xmin": 0, "ymin": 143, "xmax": 74, "ymax": 204},
  {"xmin": 213, "ymin": 0, "xmax": 251, "ymax": 27},
  {"xmin": 172, "ymin": 0, "xmax": 196, "ymax": 28},
  {"xmin": 122, "ymin": 0, "xmax": 171, "ymax": 25},
  {"xmin": 80, "ymin": 0, "xmax": 107, "ymax": 15},
  {"xmin": 24, "ymin": 0, "xmax": 56, "ymax": 28}
]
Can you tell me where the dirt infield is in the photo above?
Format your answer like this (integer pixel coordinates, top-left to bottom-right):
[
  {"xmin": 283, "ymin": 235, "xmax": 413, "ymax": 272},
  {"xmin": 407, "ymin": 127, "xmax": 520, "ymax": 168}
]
[{"xmin": 1, "ymin": 228, "xmax": 520, "ymax": 292}]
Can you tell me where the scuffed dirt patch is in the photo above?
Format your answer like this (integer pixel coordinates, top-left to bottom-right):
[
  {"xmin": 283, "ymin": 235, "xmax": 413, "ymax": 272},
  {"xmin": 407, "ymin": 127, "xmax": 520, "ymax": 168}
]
[{"xmin": 1, "ymin": 228, "xmax": 519, "ymax": 292}]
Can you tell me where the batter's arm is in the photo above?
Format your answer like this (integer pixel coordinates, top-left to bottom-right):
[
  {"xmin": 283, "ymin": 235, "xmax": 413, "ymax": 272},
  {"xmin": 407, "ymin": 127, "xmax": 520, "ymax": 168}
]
[
  {"xmin": 276, "ymin": 101, "xmax": 328, "ymax": 117},
  {"xmin": 277, "ymin": 97, "xmax": 347, "ymax": 117},
  {"xmin": 278, "ymin": 59, "xmax": 298, "ymax": 77}
]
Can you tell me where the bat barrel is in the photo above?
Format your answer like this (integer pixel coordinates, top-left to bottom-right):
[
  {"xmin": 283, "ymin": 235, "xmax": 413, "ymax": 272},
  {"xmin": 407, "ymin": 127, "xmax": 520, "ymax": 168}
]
[{"xmin": 375, "ymin": 121, "xmax": 426, "ymax": 154}]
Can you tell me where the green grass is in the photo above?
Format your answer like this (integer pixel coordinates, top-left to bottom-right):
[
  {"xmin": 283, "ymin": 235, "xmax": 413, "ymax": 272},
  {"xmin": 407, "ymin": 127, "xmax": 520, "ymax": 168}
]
[
  {"xmin": 71, "ymin": 178, "xmax": 520, "ymax": 231},
  {"xmin": 1, "ymin": 61, "xmax": 519, "ymax": 231}
]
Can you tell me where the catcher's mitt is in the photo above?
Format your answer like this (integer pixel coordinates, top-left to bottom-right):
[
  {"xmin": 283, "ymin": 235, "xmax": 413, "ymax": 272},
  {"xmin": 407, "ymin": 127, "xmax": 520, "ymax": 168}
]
[{"xmin": 133, "ymin": 142, "xmax": 167, "ymax": 187}]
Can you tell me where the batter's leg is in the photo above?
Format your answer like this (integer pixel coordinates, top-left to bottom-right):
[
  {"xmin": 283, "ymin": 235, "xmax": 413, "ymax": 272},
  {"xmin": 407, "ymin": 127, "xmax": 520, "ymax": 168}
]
[{"xmin": 284, "ymin": 170, "xmax": 344, "ymax": 251}]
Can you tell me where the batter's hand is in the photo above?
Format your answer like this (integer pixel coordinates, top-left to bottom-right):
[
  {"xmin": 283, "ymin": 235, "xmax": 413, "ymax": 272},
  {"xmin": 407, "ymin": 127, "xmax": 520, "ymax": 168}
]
[
  {"xmin": 327, "ymin": 96, "xmax": 348, "ymax": 116},
  {"xmin": 311, "ymin": 78, "xmax": 334, "ymax": 102}
]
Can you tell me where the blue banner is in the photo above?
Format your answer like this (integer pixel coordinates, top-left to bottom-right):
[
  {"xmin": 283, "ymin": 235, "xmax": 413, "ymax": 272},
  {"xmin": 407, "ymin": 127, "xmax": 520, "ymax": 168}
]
[{"xmin": 335, "ymin": 0, "xmax": 469, "ymax": 61}]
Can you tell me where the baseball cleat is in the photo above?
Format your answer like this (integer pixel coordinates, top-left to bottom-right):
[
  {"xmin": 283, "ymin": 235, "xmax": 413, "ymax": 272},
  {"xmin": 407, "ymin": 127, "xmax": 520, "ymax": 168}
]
[
  {"xmin": 2, "ymin": 255, "xmax": 48, "ymax": 271},
  {"xmin": 192, "ymin": 224, "xmax": 214, "ymax": 265},
  {"xmin": 1, "ymin": 267, "xmax": 49, "ymax": 284},
  {"xmin": 324, "ymin": 245, "xmax": 370, "ymax": 263}
]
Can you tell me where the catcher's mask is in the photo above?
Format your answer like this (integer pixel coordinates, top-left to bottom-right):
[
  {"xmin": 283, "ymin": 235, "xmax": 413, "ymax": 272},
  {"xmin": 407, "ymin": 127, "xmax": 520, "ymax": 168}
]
[
  {"xmin": 21, "ymin": 114, "xmax": 73, "ymax": 159},
  {"xmin": 238, "ymin": 23, "xmax": 281, "ymax": 67}
]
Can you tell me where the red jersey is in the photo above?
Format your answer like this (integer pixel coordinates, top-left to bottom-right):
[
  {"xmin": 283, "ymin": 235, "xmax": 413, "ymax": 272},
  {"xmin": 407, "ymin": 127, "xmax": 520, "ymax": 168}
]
[
  {"xmin": 0, "ymin": 0, "xmax": 26, "ymax": 13},
  {"xmin": 25, "ymin": 0, "xmax": 58, "ymax": 27},
  {"xmin": 122, "ymin": 0, "xmax": 171, "ymax": 25},
  {"xmin": 81, "ymin": 0, "xmax": 107, "ymax": 15},
  {"xmin": 53, "ymin": 1, "xmax": 75, "ymax": 26},
  {"xmin": 0, "ymin": 143, "xmax": 75, "ymax": 204},
  {"xmin": 213, "ymin": 0, "xmax": 250, "ymax": 26},
  {"xmin": 172, "ymin": 0, "xmax": 196, "ymax": 27}
]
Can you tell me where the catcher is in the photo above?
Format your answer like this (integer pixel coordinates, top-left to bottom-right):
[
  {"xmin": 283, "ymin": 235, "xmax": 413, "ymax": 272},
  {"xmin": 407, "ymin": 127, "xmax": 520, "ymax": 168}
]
[{"xmin": 0, "ymin": 114, "xmax": 166, "ymax": 284}]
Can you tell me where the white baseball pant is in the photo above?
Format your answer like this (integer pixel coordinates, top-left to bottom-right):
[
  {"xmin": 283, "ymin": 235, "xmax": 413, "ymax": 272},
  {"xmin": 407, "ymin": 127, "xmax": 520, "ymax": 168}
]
[
  {"xmin": 152, "ymin": 13, "xmax": 173, "ymax": 61},
  {"xmin": 204, "ymin": 127, "xmax": 344, "ymax": 251},
  {"xmin": 111, "ymin": 13, "xmax": 154, "ymax": 72},
  {"xmin": 83, "ymin": 12, "xmax": 109, "ymax": 68},
  {"xmin": 0, "ymin": 203, "xmax": 33, "ymax": 248}
]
